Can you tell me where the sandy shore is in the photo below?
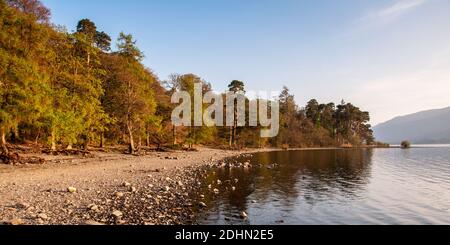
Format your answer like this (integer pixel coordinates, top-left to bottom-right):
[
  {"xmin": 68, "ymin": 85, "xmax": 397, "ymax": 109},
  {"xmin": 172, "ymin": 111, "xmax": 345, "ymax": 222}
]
[{"xmin": 0, "ymin": 147, "xmax": 269, "ymax": 225}]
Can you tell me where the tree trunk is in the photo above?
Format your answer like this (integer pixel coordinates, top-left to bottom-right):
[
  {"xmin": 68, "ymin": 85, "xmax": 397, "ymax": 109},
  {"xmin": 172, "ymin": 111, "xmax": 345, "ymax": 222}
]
[
  {"xmin": 99, "ymin": 132, "xmax": 104, "ymax": 148},
  {"xmin": 193, "ymin": 127, "xmax": 196, "ymax": 145},
  {"xmin": 189, "ymin": 126, "xmax": 193, "ymax": 149},
  {"xmin": 233, "ymin": 124, "xmax": 237, "ymax": 147},
  {"xmin": 83, "ymin": 134, "xmax": 89, "ymax": 151},
  {"xmin": 35, "ymin": 129, "xmax": 41, "ymax": 145},
  {"xmin": 128, "ymin": 136, "xmax": 135, "ymax": 154},
  {"xmin": 229, "ymin": 127, "xmax": 233, "ymax": 148},
  {"xmin": 51, "ymin": 129, "xmax": 57, "ymax": 152},
  {"xmin": 233, "ymin": 106, "xmax": 237, "ymax": 147},
  {"xmin": 172, "ymin": 126, "xmax": 177, "ymax": 146},
  {"xmin": 138, "ymin": 134, "xmax": 142, "ymax": 150},
  {"xmin": 1, "ymin": 128, "xmax": 8, "ymax": 155},
  {"xmin": 12, "ymin": 127, "xmax": 19, "ymax": 144},
  {"xmin": 127, "ymin": 122, "xmax": 135, "ymax": 154}
]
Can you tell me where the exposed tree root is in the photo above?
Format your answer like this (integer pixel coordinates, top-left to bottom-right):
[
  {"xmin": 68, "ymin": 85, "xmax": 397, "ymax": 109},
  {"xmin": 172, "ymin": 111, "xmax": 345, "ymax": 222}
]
[
  {"xmin": 0, "ymin": 152, "xmax": 46, "ymax": 165},
  {"xmin": 42, "ymin": 149, "xmax": 94, "ymax": 158}
]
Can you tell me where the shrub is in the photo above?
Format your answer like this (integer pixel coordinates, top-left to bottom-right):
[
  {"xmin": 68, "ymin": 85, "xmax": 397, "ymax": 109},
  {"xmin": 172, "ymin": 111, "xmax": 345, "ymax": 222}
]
[{"xmin": 401, "ymin": 141, "xmax": 411, "ymax": 149}]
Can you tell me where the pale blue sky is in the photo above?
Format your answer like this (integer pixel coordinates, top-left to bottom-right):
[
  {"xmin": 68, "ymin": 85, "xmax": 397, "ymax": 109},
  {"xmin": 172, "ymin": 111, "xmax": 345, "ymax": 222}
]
[{"xmin": 41, "ymin": 0, "xmax": 450, "ymax": 124}]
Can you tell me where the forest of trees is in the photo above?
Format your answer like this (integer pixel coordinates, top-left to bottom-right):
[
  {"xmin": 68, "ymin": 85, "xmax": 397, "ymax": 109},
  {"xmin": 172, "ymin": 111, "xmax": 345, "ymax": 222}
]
[{"xmin": 0, "ymin": 0, "xmax": 375, "ymax": 158}]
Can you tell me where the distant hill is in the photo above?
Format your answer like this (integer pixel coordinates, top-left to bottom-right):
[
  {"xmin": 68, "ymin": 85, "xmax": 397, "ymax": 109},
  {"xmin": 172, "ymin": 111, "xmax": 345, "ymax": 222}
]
[{"xmin": 373, "ymin": 106, "xmax": 450, "ymax": 144}]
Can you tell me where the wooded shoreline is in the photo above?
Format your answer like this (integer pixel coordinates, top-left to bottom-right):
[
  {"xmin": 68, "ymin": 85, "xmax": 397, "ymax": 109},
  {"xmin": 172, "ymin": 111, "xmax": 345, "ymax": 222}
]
[{"xmin": 1, "ymin": 0, "xmax": 377, "ymax": 161}]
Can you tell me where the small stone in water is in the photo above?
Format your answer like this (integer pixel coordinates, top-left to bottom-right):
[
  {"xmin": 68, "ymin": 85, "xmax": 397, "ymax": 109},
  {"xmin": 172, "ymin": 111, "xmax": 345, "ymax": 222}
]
[
  {"xmin": 198, "ymin": 202, "xmax": 207, "ymax": 208},
  {"xmin": 240, "ymin": 211, "xmax": 248, "ymax": 219}
]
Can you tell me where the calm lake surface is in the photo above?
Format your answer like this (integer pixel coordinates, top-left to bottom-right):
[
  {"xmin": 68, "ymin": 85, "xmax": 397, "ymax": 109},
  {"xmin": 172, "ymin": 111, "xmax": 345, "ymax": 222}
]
[{"xmin": 196, "ymin": 146, "xmax": 450, "ymax": 225}]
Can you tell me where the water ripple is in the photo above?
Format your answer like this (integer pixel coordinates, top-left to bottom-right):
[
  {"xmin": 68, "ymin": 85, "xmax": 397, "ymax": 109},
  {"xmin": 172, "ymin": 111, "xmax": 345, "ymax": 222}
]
[{"xmin": 197, "ymin": 148, "xmax": 450, "ymax": 225}]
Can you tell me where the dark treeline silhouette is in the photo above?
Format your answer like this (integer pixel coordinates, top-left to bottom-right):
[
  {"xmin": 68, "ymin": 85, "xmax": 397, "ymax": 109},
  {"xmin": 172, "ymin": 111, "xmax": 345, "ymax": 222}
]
[{"xmin": 0, "ymin": 0, "xmax": 374, "ymax": 158}]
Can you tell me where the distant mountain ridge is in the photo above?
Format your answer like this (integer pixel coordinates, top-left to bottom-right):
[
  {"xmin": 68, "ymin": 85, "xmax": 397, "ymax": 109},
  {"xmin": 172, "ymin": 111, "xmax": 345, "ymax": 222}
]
[{"xmin": 373, "ymin": 106, "xmax": 450, "ymax": 144}]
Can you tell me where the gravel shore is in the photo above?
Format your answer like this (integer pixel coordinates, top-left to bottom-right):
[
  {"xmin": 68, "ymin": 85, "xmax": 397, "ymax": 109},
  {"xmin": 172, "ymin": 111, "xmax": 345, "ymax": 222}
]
[{"xmin": 0, "ymin": 147, "xmax": 263, "ymax": 225}]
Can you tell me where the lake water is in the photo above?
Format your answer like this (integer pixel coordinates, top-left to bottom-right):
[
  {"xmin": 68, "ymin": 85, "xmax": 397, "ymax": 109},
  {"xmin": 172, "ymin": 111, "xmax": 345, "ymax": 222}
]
[{"xmin": 196, "ymin": 147, "xmax": 450, "ymax": 225}]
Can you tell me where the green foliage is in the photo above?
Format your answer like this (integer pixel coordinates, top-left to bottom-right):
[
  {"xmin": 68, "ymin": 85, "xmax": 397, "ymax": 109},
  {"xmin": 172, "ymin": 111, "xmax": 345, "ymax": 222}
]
[
  {"xmin": 0, "ymin": 2, "xmax": 49, "ymax": 152},
  {"xmin": 76, "ymin": 19, "xmax": 97, "ymax": 39},
  {"xmin": 102, "ymin": 38, "xmax": 157, "ymax": 152},
  {"xmin": 273, "ymin": 87, "xmax": 374, "ymax": 148},
  {"xmin": 1, "ymin": 2, "xmax": 120, "ymax": 152},
  {"xmin": 77, "ymin": 19, "xmax": 111, "ymax": 52},
  {"xmin": 95, "ymin": 31, "xmax": 111, "ymax": 52},
  {"xmin": 117, "ymin": 32, "xmax": 143, "ymax": 61},
  {"xmin": 228, "ymin": 80, "xmax": 245, "ymax": 93}
]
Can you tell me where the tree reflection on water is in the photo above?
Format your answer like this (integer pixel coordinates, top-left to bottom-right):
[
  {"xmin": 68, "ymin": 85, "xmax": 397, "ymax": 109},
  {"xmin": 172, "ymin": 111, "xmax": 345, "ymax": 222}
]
[{"xmin": 196, "ymin": 149, "xmax": 374, "ymax": 224}]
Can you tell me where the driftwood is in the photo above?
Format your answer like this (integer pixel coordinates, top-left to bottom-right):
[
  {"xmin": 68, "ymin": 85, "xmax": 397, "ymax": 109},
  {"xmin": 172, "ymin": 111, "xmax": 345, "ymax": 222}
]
[
  {"xmin": 42, "ymin": 149, "xmax": 94, "ymax": 158},
  {"xmin": 183, "ymin": 147, "xmax": 199, "ymax": 152},
  {"xmin": 7, "ymin": 143, "xmax": 43, "ymax": 154},
  {"xmin": 0, "ymin": 152, "xmax": 46, "ymax": 165}
]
